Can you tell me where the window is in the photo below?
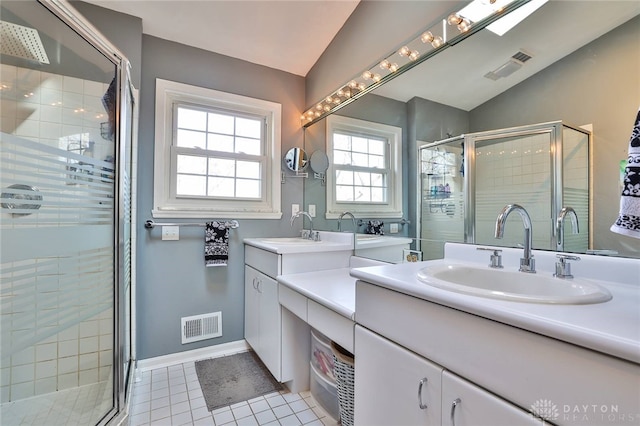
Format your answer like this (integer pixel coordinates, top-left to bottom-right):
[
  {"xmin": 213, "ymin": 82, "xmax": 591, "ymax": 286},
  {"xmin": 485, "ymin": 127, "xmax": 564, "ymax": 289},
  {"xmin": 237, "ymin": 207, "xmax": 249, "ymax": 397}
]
[
  {"xmin": 325, "ymin": 115, "xmax": 403, "ymax": 219},
  {"xmin": 153, "ymin": 79, "xmax": 281, "ymax": 218}
]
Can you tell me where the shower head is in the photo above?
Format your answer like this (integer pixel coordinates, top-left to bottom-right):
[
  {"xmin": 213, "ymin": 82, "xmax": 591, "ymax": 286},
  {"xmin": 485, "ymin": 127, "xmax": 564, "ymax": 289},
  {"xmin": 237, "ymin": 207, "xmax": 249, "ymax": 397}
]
[{"xmin": 1, "ymin": 20, "xmax": 49, "ymax": 64}]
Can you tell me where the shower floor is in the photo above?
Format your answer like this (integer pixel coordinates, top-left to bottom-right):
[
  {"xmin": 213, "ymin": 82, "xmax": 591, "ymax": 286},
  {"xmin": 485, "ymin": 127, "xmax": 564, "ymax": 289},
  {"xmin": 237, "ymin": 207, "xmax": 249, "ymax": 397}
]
[{"xmin": 0, "ymin": 374, "xmax": 113, "ymax": 426}]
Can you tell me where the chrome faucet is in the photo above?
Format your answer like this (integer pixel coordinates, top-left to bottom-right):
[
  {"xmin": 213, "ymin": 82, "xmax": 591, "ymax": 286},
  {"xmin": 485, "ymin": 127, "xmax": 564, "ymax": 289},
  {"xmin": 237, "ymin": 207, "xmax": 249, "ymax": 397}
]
[
  {"xmin": 338, "ymin": 211, "xmax": 356, "ymax": 232},
  {"xmin": 556, "ymin": 207, "xmax": 579, "ymax": 251},
  {"xmin": 290, "ymin": 211, "xmax": 318, "ymax": 240},
  {"xmin": 495, "ymin": 204, "xmax": 536, "ymax": 273}
]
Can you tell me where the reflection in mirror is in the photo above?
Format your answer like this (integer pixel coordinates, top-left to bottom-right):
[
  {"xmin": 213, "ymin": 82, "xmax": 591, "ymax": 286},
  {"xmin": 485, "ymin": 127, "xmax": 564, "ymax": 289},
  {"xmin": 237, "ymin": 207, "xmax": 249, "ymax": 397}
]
[
  {"xmin": 303, "ymin": 1, "xmax": 640, "ymax": 262},
  {"xmin": 284, "ymin": 147, "xmax": 308, "ymax": 172}
]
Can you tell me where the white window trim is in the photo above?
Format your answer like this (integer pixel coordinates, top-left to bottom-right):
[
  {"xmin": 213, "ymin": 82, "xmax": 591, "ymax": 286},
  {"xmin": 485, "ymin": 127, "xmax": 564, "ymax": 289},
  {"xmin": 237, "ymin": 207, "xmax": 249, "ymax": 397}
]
[
  {"xmin": 153, "ymin": 78, "xmax": 282, "ymax": 219},
  {"xmin": 325, "ymin": 115, "xmax": 403, "ymax": 220}
]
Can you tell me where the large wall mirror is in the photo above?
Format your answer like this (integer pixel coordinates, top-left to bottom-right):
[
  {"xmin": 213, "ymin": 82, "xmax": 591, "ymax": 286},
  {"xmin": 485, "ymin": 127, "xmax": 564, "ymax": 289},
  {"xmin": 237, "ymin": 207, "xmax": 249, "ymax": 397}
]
[{"xmin": 303, "ymin": 0, "xmax": 640, "ymax": 261}]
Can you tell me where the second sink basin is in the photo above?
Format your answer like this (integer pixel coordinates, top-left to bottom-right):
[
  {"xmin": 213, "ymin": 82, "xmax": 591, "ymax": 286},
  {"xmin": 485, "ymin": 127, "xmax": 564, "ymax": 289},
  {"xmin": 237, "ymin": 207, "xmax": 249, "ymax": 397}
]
[
  {"xmin": 259, "ymin": 237, "xmax": 320, "ymax": 244},
  {"xmin": 416, "ymin": 262, "xmax": 612, "ymax": 304}
]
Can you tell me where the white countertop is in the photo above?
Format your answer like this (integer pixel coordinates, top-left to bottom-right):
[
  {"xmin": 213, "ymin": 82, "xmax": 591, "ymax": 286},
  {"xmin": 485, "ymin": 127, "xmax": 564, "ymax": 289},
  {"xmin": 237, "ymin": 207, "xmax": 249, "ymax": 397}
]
[
  {"xmin": 350, "ymin": 255, "xmax": 640, "ymax": 364},
  {"xmin": 276, "ymin": 256, "xmax": 387, "ymax": 320},
  {"xmin": 244, "ymin": 231, "xmax": 354, "ymax": 254},
  {"xmin": 277, "ymin": 267, "xmax": 356, "ymax": 320}
]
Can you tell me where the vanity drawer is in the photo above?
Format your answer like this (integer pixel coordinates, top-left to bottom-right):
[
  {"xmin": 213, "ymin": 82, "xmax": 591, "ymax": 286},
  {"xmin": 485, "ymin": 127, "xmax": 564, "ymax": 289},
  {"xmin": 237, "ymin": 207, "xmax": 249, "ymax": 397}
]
[
  {"xmin": 308, "ymin": 300, "xmax": 354, "ymax": 353},
  {"xmin": 245, "ymin": 245, "xmax": 281, "ymax": 278},
  {"xmin": 279, "ymin": 284, "xmax": 307, "ymax": 321}
]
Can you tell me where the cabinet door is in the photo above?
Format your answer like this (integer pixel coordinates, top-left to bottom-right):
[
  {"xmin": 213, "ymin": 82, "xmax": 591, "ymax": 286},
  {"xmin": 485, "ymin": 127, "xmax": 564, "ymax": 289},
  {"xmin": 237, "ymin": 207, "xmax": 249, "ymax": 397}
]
[
  {"xmin": 258, "ymin": 273, "xmax": 281, "ymax": 380},
  {"xmin": 354, "ymin": 326, "xmax": 442, "ymax": 426},
  {"xmin": 244, "ymin": 266, "xmax": 260, "ymax": 351},
  {"xmin": 442, "ymin": 371, "xmax": 543, "ymax": 426}
]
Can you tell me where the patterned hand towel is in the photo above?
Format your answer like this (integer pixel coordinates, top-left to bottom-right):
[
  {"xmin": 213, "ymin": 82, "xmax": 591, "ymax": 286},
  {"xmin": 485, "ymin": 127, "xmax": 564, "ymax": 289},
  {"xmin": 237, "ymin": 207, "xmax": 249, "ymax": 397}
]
[
  {"xmin": 611, "ymin": 108, "xmax": 640, "ymax": 239},
  {"xmin": 365, "ymin": 220, "xmax": 384, "ymax": 235},
  {"xmin": 205, "ymin": 221, "xmax": 229, "ymax": 267}
]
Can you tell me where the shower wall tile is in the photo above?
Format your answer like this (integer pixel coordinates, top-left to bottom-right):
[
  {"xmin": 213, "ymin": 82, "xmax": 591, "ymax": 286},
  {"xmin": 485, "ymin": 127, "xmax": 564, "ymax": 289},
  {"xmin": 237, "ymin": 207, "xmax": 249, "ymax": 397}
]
[
  {"xmin": 63, "ymin": 76, "xmax": 84, "ymax": 94},
  {"xmin": 36, "ymin": 360, "xmax": 57, "ymax": 379},
  {"xmin": 2, "ymin": 66, "xmax": 114, "ymax": 402},
  {"xmin": 57, "ymin": 372, "xmax": 77, "ymax": 390},
  {"xmin": 10, "ymin": 381, "xmax": 34, "ymax": 400},
  {"xmin": 35, "ymin": 377, "xmax": 56, "ymax": 394}
]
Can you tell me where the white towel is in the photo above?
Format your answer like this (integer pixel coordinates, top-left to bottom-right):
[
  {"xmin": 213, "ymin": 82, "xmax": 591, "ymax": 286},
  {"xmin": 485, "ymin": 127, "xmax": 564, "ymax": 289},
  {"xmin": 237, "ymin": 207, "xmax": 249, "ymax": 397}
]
[
  {"xmin": 610, "ymin": 108, "xmax": 640, "ymax": 239},
  {"xmin": 205, "ymin": 221, "xmax": 229, "ymax": 267}
]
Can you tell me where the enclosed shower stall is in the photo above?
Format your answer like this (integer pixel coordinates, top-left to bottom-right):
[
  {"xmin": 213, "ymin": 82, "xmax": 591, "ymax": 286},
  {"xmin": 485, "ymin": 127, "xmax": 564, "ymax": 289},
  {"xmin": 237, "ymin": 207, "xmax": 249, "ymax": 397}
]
[
  {"xmin": 419, "ymin": 121, "xmax": 590, "ymax": 260},
  {"xmin": 0, "ymin": 1, "xmax": 134, "ymax": 425}
]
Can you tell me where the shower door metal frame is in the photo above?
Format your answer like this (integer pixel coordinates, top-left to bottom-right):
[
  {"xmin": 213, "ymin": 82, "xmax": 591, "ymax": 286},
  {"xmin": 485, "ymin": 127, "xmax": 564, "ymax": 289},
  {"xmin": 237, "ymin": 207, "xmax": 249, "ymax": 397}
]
[
  {"xmin": 417, "ymin": 121, "xmax": 591, "ymax": 254},
  {"xmin": 36, "ymin": 1, "xmax": 135, "ymax": 424}
]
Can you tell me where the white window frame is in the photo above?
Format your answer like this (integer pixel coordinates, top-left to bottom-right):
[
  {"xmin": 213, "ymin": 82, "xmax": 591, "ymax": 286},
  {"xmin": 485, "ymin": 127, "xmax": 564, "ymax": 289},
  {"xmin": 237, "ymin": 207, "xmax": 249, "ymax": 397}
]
[
  {"xmin": 153, "ymin": 79, "xmax": 281, "ymax": 219},
  {"xmin": 325, "ymin": 115, "xmax": 403, "ymax": 219}
]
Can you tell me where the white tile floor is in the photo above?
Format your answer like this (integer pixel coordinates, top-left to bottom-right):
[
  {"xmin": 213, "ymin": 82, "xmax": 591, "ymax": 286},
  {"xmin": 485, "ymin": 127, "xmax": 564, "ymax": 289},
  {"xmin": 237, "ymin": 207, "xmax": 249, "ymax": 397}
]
[{"xmin": 128, "ymin": 354, "xmax": 339, "ymax": 426}]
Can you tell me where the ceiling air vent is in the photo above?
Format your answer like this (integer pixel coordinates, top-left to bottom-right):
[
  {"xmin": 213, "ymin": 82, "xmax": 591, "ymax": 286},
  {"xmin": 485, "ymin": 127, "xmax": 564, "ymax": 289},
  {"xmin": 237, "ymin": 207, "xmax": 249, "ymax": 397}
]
[{"xmin": 484, "ymin": 49, "xmax": 533, "ymax": 81}]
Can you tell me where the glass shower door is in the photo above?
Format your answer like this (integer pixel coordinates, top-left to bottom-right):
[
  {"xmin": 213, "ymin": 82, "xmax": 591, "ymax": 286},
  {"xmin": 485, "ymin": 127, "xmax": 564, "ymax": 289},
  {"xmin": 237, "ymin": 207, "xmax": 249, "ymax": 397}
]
[{"xmin": 0, "ymin": 1, "xmax": 125, "ymax": 424}]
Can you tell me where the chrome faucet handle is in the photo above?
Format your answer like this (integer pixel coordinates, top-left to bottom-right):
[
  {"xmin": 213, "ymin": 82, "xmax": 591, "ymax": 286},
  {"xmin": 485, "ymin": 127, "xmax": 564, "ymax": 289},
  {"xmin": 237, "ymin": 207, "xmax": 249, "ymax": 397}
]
[
  {"xmin": 554, "ymin": 254, "xmax": 580, "ymax": 279},
  {"xmin": 476, "ymin": 247, "xmax": 503, "ymax": 268}
]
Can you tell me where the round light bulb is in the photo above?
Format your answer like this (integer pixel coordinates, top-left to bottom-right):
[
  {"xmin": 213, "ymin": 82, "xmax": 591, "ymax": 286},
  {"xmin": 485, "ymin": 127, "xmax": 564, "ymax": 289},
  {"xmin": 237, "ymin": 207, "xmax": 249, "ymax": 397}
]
[
  {"xmin": 358, "ymin": 83, "xmax": 366, "ymax": 91},
  {"xmin": 398, "ymin": 46, "xmax": 410, "ymax": 57},
  {"xmin": 447, "ymin": 14, "xmax": 463, "ymax": 26},
  {"xmin": 323, "ymin": 105, "xmax": 331, "ymax": 112},
  {"xmin": 432, "ymin": 36, "xmax": 444, "ymax": 48},
  {"xmin": 389, "ymin": 63, "xmax": 399, "ymax": 72},
  {"xmin": 409, "ymin": 50, "xmax": 420, "ymax": 61},
  {"xmin": 337, "ymin": 89, "xmax": 345, "ymax": 97},
  {"xmin": 379, "ymin": 59, "xmax": 391, "ymax": 69},
  {"xmin": 421, "ymin": 31, "xmax": 434, "ymax": 43},
  {"xmin": 457, "ymin": 19, "xmax": 471, "ymax": 32},
  {"xmin": 325, "ymin": 96, "xmax": 333, "ymax": 103},
  {"xmin": 316, "ymin": 104, "xmax": 323, "ymax": 110},
  {"xmin": 348, "ymin": 80, "xmax": 358, "ymax": 89},
  {"xmin": 373, "ymin": 74, "xmax": 381, "ymax": 82},
  {"xmin": 362, "ymin": 70, "xmax": 373, "ymax": 80},
  {"xmin": 344, "ymin": 89, "xmax": 351, "ymax": 98}
]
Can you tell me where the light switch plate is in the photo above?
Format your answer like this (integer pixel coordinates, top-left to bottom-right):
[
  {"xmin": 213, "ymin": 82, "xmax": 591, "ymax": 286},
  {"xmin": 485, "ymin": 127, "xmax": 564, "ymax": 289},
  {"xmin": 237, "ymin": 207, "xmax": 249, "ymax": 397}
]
[
  {"xmin": 292, "ymin": 204, "xmax": 300, "ymax": 217},
  {"xmin": 390, "ymin": 223, "xmax": 399, "ymax": 233},
  {"xmin": 162, "ymin": 226, "xmax": 179, "ymax": 241},
  {"xmin": 309, "ymin": 204, "xmax": 316, "ymax": 217}
]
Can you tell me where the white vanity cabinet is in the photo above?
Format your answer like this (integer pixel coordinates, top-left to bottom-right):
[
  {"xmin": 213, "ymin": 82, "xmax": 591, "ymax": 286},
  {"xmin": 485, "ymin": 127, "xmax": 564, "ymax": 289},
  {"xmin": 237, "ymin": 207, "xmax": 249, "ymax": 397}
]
[
  {"xmin": 441, "ymin": 371, "xmax": 542, "ymax": 426},
  {"xmin": 354, "ymin": 325, "xmax": 542, "ymax": 426},
  {"xmin": 243, "ymin": 239, "xmax": 354, "ymax": 385},
  {"xmin": 244, "ymin": 265, "xmax": 281, "ymax": 380},
  {"xmin": 354, "ymin": 326, "xmax": 442, "ymax": 426}
]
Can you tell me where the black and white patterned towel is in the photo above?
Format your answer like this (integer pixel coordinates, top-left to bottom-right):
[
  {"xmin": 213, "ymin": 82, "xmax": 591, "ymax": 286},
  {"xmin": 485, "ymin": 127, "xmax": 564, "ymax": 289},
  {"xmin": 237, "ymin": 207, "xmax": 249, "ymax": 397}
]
[
  {"xmin": 365, "ymin": 220, "xmax": 384, "ymax": 235},
  {"xmin": 205, "ymin": 221, "xmax": 229, "ymax": 267},
  {"xmin": 611, "ymin": 108, "xmax": 640, "ymax": 238}
]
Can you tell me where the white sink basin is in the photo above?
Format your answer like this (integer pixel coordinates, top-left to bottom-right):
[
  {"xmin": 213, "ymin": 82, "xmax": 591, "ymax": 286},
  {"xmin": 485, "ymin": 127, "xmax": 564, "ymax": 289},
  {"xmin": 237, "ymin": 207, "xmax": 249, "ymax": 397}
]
[
  {"xmin": 416, "ymin": 263, "xmax": 612, "ymax": 304},
  {"xmin": 260, "ymin": 237, "xmax": 320, "ymax": 244},
  {"xmin": 356, "ymin": 234, "xmax": 380, "ymax": 240}
]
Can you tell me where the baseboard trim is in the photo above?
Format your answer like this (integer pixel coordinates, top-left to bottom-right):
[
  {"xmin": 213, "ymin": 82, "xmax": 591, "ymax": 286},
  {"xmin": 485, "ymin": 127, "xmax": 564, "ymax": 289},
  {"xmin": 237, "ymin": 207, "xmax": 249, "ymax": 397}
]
[{"xmin": 135, "ymin": 340, "xmax": 251, "ymax": 372}]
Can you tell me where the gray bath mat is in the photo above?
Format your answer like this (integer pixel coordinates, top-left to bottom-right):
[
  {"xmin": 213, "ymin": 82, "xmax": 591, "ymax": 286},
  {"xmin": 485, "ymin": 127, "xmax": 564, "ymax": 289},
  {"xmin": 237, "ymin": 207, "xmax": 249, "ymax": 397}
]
[{"xmin": 195, "ymin": 351, "xmax": 283, "ymax": 411}]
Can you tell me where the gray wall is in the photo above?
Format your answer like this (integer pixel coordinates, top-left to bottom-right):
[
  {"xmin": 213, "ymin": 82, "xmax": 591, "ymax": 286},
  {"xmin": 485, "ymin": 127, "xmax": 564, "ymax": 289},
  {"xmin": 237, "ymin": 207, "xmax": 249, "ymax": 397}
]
[
  {"xmin": 136, "ymin": 36, "xmax": 306, "ymax": 359},
  {"xmin": 469, "ymin": 15, "xmax": 640, "ymax": 257}
]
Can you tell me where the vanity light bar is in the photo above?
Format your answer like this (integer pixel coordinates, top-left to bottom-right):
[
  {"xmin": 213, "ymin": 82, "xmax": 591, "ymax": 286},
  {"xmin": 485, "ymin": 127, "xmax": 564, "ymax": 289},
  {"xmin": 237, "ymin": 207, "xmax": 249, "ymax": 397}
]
[{"xmin": 300, "ymin": 0, "xmax": 530, "ymax": 128}]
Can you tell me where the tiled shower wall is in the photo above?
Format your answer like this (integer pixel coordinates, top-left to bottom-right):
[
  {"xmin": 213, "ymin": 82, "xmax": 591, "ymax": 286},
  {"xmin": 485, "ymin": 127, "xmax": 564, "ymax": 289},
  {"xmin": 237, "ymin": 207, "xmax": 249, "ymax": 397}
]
[
  {"xmin": 474, "ymin": 129, "xmax": 589, "ymax": 251},
  {"xmin": 1, "ymin": 64, "xmax": 115, "ymax": 402}
]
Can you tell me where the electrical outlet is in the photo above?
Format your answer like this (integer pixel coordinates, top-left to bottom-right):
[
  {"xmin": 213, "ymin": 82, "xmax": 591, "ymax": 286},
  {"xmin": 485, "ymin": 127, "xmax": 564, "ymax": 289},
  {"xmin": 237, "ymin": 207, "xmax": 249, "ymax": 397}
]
[
  {"xmin": 161, "ymin": 226, "xmax": 179, "ymax": 241},
  {"xmin": 390, "ymin": 223, "xmax": 399, "ymax": 233},
  {"xmin": 291, "ymin": 204, "xmax": 300, "ymax": 217},
  {"xmin": 309, "ymin": 204, "xmax": 316, "ymax": 217}
]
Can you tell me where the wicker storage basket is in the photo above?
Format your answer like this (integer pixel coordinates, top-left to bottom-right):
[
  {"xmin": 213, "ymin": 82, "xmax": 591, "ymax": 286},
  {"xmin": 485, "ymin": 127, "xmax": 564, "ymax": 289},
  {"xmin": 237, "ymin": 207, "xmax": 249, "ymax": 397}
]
[{"xmin": 331, "ymin": 341, "xmax": 355, "ymax": 426}]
